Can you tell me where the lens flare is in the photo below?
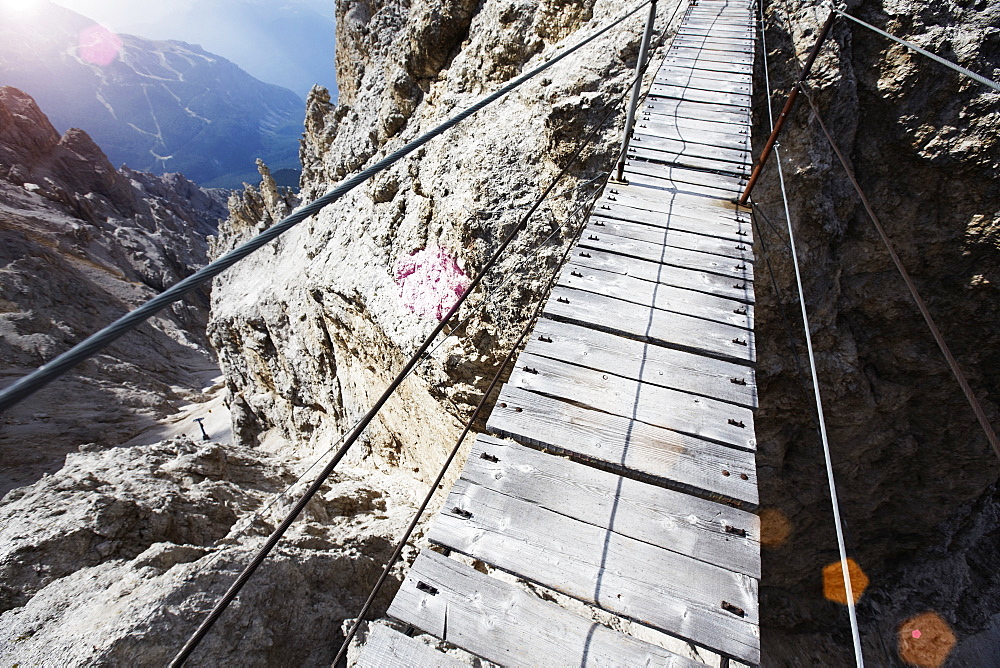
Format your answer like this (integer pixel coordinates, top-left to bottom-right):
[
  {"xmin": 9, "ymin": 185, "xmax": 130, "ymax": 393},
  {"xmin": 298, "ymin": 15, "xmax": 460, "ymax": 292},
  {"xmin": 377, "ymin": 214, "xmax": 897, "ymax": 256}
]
[
  {"xmin": 78, "ymin": 24, "xmax": 122, "ymax": 66},
  {"xmin": 822, "ymin": 558, "xmax": 868, "ymax": 605},
  {"xmin": 758, "ymin": 508, "xmax": 792, "ymax": 548},
  {"xmin": 899, "ymin": 612, "xmax": 955, "ymax": 668}
]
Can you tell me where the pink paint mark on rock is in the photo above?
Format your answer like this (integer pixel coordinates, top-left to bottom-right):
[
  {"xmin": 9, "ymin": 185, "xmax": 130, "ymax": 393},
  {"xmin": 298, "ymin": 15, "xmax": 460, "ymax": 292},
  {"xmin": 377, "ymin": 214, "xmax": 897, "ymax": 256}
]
[
  {"xmin": 394, "ymin": 246, "xmax": 470, "ymax": 321},
  {"xmin": 78, "ymin": 25, "xmax": 122, "ymax": 67},
  {"xmin": 912, "ymin": 629, "xmax": 922, "ymax": 639}
]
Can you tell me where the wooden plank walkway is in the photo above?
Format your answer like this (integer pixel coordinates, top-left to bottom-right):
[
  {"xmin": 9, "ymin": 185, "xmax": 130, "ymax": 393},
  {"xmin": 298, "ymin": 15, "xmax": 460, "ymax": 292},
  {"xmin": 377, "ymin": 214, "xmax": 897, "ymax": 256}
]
[{"xmin": 359, "ymin": 0, "xmax": 761, "ymax": 664}]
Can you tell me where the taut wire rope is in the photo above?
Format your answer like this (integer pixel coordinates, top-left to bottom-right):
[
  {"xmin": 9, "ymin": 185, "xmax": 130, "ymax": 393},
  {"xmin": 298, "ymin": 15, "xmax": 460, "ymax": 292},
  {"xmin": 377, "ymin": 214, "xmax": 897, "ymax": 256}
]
[
  {"xmin": 0, "ymin": 0, "xmax": 652, "ymax": 414},
  {"xmin": 158, "ymin": 176, "xmax": 604, "ymax": 585},
  {"xmin": 757, "ymin": 1, "xmax": 866, "ymax": 664},
  {"xmin": 798, "ymin": 83, "xmax": 1000, "ymax": 460}
]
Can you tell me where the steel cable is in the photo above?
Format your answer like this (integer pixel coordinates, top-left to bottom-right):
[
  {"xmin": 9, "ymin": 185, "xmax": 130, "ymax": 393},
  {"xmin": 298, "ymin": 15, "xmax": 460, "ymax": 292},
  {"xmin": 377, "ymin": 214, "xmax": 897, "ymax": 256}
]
[
  {"xmin": 332, "ymin": 186, "xmax": 600, "ymax": 668},
  {"xmin": 331, "ymin": 14, "xmax": 681, "ymax": 658},
  {"xmin": 0, "ymin": 0, "xmax": 651, "ymax": 414}
]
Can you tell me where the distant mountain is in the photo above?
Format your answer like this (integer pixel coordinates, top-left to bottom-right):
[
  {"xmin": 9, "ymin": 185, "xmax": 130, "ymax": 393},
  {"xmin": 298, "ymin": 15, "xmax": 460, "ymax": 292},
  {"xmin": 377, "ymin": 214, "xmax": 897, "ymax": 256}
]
[
  {"xmin": 0, "ymin": 1, "xmax": 304, "ymax": 188},
  {"xmin": 57, "ymin": 0, "xmax": 339, "ymax": 101}
]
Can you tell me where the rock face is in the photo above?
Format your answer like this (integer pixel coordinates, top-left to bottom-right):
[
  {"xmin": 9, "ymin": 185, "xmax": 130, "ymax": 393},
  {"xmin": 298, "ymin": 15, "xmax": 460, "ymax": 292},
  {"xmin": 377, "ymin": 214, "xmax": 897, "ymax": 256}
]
[
  {"xmin": 0, "ymin": 0, "xmax": 305, "ymax": 187},
  {"xmin": 0, "ymin": 86, "xmax": 226, "ymax": 494},
  {"xmin": 0, "ymin": 437, "xmax": 425, "ymax": 666},
  {"xmin": 748, "ymin": 0, "xmax": 1000, "ymax": 662},
  {"xmin": 209, "ymin": 0, "xmax": 667, "ymax": 484}
]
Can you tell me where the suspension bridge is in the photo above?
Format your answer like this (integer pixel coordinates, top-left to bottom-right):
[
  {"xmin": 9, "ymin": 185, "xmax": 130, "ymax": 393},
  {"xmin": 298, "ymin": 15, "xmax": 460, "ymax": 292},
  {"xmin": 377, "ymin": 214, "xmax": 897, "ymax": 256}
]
[
  {"xmin": 358, "ymin": 0, "xmax": 762, "ymax": 664},
  {"xmin": 2, "ymin": 0, "xmax": 997, "ymax": 664}
]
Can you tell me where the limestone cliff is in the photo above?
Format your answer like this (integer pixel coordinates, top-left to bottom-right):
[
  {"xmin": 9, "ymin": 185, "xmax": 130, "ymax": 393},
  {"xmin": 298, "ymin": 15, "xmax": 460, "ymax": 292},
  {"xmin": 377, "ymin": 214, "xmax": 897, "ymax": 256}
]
[{"xmin": 209, "ymin": 0, "xmax": 668, "ymax": 484}]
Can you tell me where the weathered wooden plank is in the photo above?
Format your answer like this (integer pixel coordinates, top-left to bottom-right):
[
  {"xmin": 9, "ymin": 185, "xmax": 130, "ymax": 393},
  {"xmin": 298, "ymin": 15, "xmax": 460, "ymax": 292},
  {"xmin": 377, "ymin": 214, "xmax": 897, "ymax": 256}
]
[
  {"xmin": 557, "ymin": 259, "xmax": 753, "ymax": 330},
  {"xmin": 388, "ymin": 551, "xmax": 707, "ymax": 668},
  {"xmin": 582, "ymin": 218, "xmax": 752, "ymax": 264},
  {"xmin": 599, "ymin": 184, "xmax": 752, "ymax": 224},
  {"xmin": 464, "ymin": 435, "xmax": 761, "ymax": 577},
  {"xmin": 679, "ymin": 23, "xmax": 754, "ymax": 34},
  {"xmin": 683, "ymin": 18, "xmax": 753, "ymax": 28},
  {"xmin": 672, "ymin": 40, "xmax": 755, "ymax": 55},
  {"xmin": 356, "ymin": 624, "xmax": 466, "ymax": 668},
  {"xmin": 667, "ymin": 47, "xmax": 754, "ymax": 66},
  {"xmin": 650, "ymin": 85, "xmax": 752, "ymax": 109},
  {"xmin": 686, "ymin": 12, "xmax": 753, "ymax": 21},
  {"xmin": 524, "ymin": 318, "xmax": 757, "ymax": 408},
  {"xmin": 632, "ymin": 119, "xmax": 750, "ymax": 150},
  {"xmin": 487, "ymin": 385, "xmax": 758, "ymax": 508},
  {"xmin": 653, "ymin": 73, "xmax": 752, "ymax": 95},
  {"xmin": 620, "ymin": 167, "xmax": 744, "ymax": 200},
  {"xmin": 629, "ymin": 146, "xmax": 749, "ymax": 177},
  {"xmin": 645, "ymin": 99, "xmax": 751, "ymax": 125},
  {"xmin": 686, "ymin": 13, "xmax": 753, "ymax": 21},
  {"xmin": 640, "ymin": 106, "xmax": 752, "ymax": 129},
  {"xmin": 622, "ymin": 159, "xmax": 746, "ymax": 194},
  {"xmin": 592, "ymin": 202, "xmax": 752, "ymax": 243},
  {"xmin": 623, "ymin": 164, "xmax": 745, "ymax": 198},
  {"xmin": 565, "ymin": 250, "xmax": 756, "ymax": 305},
  {"xmin": 672, "ymin": 36, "xmax": 756, "ymax": 50},
  {"xmin": 678, "ymin": 27, "xmax": 754, "ymax": 39},
  {"xmin": 428, "ymin": 483, "xmax": 761, "ymax": 664},
  {"xmin": 630, "ymin": 132, "xmax": 750, "ymax": 164},
  {"xmin": 577, "ymin": 225, "xmax": 756, "ymax": 282},
  {"xmin": 627, "ymin": 142, "xmax": 749, "ymax": 175},
  {"xmin": 599, "ymin": 184, "xmax": 752, "ymax": 222},
  {"xmin": 671, "ymin": 38, "xmax": 756, "ymax": 51},
  {"xmin": 661, "ymin": 56, "xmax": 753, "ymax": 75},
  {"xmin": 688, "ymin": 4, "xmax": 752, "ymax": 11},
  {"xmin": 642, "ymin": 98, "xmax": 752, "ymax": 122},
  {"xmin": 617, "ymin": 159, "xmax": 745, "ymax": 192},
  {"xmin": 655, "ymin": 66, "xmax": 753, "ymax": 85},
  {"xmin": 507, "ymin": 350, "xmax": 756, "ymax": 446},
  {"xmin": 544, "ymin": 285, "xmax": 756, "ymax": 366}
]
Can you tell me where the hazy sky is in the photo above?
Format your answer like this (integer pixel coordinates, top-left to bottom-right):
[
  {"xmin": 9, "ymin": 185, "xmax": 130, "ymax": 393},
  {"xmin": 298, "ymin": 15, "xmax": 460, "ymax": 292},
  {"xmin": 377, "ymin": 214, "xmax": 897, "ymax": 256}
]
[{"xmin": 51, "ymin": 0, "xmax": 337, "ymax": 99}]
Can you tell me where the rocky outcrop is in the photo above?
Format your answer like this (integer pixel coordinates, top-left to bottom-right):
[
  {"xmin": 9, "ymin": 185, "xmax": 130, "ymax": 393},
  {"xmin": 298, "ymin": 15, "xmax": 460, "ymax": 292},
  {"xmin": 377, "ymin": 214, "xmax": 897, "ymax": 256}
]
[
  {"xmin": 209, "ymin": 0, "xmax": 669, "ymax": 482},
  {"xmin": 0, "ymin": 437, "xmax": 425, "ymax": 666},
  {"xmin": 0, "ymin": 86, "xmax": 227, "ymax": 494},
  {"xmin": 748, "ymin": 0, "xmax": 1000, "ymax": 662}
]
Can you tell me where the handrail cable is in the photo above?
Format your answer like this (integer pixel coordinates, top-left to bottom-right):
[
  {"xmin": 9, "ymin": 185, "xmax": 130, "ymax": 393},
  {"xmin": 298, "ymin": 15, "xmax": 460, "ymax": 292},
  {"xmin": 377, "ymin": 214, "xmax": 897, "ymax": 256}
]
[
  {"xmin": 168, "ymin": 36, "xmax": 651, "ymax": 663},
  {"xmin": 758, "ymin": 3, "xmax": 865, "ymax": 665},
  {"xmin": 798, "ymin": 83, "xmax": 1000, "ymax": 460},
  {"xmin": 333, "ymin": 9, "xmax": 684, "ymax": 659},
  {"xmin": 833, "ymin": 8, "xmax": 1000, "ymax": 93},
  {"xmin": 0, "ymin": 0, "xmax": 651, "ymax": 414}
]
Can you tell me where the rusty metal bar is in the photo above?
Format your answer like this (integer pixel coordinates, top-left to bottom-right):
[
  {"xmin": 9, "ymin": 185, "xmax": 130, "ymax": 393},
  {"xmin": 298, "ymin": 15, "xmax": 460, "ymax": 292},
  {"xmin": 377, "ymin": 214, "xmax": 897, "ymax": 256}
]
[{"xmin": 738, "ymin": 10, "xmax": 837, "ymax": 205}]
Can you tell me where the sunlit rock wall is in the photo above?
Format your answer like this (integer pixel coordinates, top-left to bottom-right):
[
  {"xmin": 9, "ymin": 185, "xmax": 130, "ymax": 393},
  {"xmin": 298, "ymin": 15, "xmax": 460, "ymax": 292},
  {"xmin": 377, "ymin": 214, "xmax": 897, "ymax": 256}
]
[{"xmin": 209, "ymin": 0, "xmax": 680, "ymax": 483}]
